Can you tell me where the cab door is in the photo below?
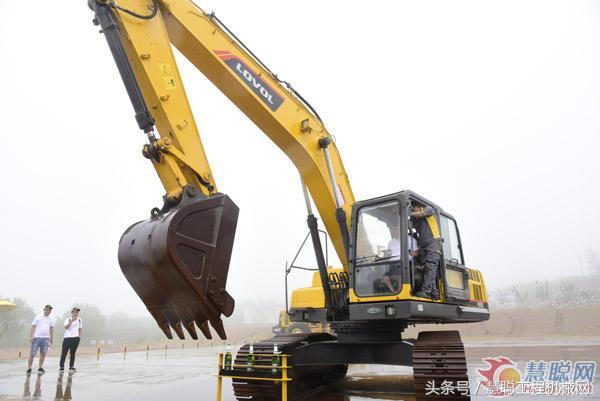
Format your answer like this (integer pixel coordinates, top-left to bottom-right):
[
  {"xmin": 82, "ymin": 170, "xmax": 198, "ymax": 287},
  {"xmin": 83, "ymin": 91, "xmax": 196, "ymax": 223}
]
[{"xmin": 439, "ymin": 213, "xmax": 470, "ymax": 302}]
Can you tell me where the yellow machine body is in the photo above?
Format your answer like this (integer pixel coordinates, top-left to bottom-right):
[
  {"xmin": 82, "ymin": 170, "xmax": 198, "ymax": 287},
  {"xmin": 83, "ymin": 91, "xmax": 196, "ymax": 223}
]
[{"xmin": 89, "ymin": 0, "xmax": 489, "ymax": 342}]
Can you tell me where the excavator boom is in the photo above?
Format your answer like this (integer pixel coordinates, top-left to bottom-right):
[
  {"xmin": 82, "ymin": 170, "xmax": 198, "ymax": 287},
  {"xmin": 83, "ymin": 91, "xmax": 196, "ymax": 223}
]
[{"xmin": 89, "ymin": 0, "xmax": 355, "ymax": 340}]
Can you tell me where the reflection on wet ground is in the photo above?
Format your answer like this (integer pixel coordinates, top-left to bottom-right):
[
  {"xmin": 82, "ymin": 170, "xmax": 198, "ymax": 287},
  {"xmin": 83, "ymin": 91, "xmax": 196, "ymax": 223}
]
[
  {"xmin": 19, "ymin": 372, "xmax": 75, "ymax": 400},
  {"xmin": 0, "ymin": 340, "xmax": 598, "ymax": 401}
]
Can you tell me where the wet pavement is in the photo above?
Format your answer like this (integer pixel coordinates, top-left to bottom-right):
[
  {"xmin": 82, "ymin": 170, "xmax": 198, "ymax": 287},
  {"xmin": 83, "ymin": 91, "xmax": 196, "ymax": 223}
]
[{"xmin": 0, "ymin": 340, "xmax": 598, "ymax": 401}]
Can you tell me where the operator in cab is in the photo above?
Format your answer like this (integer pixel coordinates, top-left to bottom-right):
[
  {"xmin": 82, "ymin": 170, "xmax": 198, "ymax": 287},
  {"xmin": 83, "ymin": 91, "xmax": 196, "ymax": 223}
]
[{"xmin": 410, "ymin": 202, "xmax": 442, "ymax": 299}]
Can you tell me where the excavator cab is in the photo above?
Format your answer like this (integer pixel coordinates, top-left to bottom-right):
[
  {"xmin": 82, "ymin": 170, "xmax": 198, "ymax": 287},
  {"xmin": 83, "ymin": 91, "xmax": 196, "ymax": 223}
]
[
  {"xmin": 117, "ymin": 188, "xmax": 238, "ymax": 340},
  {"xmin": 350, "ymin": 190, "xmax": 489, "ymax": 322}
]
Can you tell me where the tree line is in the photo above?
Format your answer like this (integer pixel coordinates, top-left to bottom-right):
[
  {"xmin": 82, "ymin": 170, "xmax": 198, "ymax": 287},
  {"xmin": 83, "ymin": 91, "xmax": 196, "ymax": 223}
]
[{"xmin": 0, "ymin": 298, "xmax": 165, "ymax": 348}]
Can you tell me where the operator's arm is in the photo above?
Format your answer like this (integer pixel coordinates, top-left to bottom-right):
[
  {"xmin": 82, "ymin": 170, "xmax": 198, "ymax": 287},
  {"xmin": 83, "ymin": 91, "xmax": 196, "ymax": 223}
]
[
  {"xmin": 410, "ymin": 211, "xmax": 426, "ymax": 220},
  {"xmin": 411, "ymin": 206, "xmax": 434, "ymax": 220},
  {"xmin": 64, "ymin": 318, "xmax": 73, "ymax": 330}
]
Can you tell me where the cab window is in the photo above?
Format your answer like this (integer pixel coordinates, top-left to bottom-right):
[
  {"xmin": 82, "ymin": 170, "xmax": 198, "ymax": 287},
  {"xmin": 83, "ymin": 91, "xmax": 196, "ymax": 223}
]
[
  {"xmin": 355, "ymin": 201, "xmax": 401, "ymax": 264},
  {"xmin": 440, "ymin": 215, "xmax": 463, "ymax": 265},
  {"xmin": 354, "ymin": 201, "xmax": 402, "ymax": 296}
]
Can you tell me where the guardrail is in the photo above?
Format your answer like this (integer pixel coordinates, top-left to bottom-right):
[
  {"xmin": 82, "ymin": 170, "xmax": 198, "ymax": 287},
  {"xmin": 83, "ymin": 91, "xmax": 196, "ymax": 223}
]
[{"xmin": 215, "ymin": 352, "xmax": 291, "ymax": 401}]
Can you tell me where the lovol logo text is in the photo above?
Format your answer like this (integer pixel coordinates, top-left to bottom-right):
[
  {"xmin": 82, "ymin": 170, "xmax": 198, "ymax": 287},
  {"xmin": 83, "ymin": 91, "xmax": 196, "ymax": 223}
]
[{"xmin": 214, "ymin": 50, "xmax": 284, "ymax": 112}]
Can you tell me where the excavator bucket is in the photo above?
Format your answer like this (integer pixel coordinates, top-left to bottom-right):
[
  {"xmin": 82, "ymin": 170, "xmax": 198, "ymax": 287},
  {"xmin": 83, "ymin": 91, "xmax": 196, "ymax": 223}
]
[{"xmin": 118, "ymin": 192, "xmax": 238, "ymax": 340}]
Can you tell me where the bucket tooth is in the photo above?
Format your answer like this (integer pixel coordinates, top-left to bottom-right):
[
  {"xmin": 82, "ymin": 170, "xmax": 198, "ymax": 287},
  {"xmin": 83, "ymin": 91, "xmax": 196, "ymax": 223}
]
[
  {"xmin": 197, "ymin": 320, "xmax": 212, "ymax": 340},
  {"xmin": 210, "ymin": 318, "xmax": 227, "ymax": 340},
  {"xmin": 184, "ymin": 320, "xmax": 198, "ymax": 340},
  {"xmin": 171, "ymin": 321, "xmax": 185, "ymax": 340},
  {"xmin": 177, "ymin": 307, "xmax": 197, "ymax": 332},
  {"xmin": 117, "ymin": 191, "xmax": 239, "ymax": 340},
  {"xmin": 148, "ymin": 309, "xmax": 173, "ymax": 339},
  {"xmin": 158, "ymin": 323, "xmax": 173, "ymax": 339},
  {"xmin": 165, "ymin": 307, "xmax": 183, "ymax": 332}
]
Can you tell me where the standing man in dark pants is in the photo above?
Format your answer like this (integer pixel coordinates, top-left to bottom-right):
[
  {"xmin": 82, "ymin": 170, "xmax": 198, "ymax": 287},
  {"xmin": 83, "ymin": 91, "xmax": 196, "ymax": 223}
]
[
  {"xmin": 410, "ymin": 203, "xmax": 442, "ymax": 299},
  {"xmin": 59, "ymin": 307, "xmax": 82, "ymax": 374}
]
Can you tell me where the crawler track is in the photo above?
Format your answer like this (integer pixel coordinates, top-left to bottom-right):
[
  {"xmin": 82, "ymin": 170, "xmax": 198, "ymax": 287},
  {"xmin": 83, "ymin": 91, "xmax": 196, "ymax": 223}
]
[
  {"xmin": 232, "ymin": 333, "xmax": 347, "ymax": 401},
  {"xmin": 413, "ymin": 330, "xmax": 470, "ymax": 401},
  {"xmin": 231, "ymin": 330, "xmax": 469, "ymax": 400}
]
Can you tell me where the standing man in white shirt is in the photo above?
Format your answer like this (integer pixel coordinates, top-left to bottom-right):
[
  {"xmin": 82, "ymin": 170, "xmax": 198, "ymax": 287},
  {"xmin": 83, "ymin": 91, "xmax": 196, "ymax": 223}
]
[
  {"xmin": 59, "ymin": 307, "xmax": 83, "ymax": 373},
  {"xmin": 27, "ymin": 305, "xmax": 55, "ymax": 375}
]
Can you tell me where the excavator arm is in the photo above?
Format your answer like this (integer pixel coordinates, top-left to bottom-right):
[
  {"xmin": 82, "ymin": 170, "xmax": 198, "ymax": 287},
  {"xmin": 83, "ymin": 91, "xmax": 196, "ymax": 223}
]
[{"xmin": 89, "ymin": 0, "xmax": 355, "ymax": 339}]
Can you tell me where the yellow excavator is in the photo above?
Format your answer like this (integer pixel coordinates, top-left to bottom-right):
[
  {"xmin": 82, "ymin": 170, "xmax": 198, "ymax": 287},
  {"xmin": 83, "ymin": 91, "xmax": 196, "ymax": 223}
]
[
  {"xmin": 273, "ymin": 308, "xmax": 330, "ymax": 336},
  {"xmin": 88, "ymin": 0, "xmax": 489, "ymax": 399}
]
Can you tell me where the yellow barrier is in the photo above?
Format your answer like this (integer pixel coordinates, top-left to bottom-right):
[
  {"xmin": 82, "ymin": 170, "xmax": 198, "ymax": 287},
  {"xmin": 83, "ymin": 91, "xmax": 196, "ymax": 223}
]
[{"xmin": 215, "ymin": 352, "xmax": 291, "ymax": 401}]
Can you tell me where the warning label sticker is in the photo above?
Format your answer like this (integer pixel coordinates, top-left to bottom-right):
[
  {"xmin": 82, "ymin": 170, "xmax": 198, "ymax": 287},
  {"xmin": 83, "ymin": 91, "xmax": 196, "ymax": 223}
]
[{"xmin": 159, "ymin": 63, "xmax": 176, "ymax": 90}]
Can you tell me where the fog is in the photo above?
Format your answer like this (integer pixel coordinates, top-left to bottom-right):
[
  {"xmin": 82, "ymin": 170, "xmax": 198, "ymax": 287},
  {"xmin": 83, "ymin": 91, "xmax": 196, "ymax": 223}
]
[{"xmin": 0, "ymin": 1, "xmax": 599, "ymax": 319}]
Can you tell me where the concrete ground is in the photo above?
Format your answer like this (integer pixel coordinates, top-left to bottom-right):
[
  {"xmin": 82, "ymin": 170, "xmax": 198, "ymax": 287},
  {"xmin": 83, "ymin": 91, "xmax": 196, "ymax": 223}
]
[{"xmin": 0, "ymin": 339, "xmax": 598, "ymax": 401}]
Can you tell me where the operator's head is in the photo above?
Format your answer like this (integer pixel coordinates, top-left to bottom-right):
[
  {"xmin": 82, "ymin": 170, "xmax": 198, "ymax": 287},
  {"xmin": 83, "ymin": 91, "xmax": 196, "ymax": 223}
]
[
  {"xmin": 411, "ymin": 202, "xmax": 424, "ymax": 212},
  {"xmin": 71, "ymin": 307, "xmax": 80, "ymax": 317},
  {"xmin": 43, "ymin": 305, "xmax": 53, "ymax": 316}
]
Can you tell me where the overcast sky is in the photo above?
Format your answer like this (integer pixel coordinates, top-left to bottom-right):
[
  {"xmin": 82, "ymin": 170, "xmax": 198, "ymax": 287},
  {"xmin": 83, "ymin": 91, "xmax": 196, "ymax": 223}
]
[{"xmin": 0, "ymin": 1, "xmax": 599, "ymax": 318}]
